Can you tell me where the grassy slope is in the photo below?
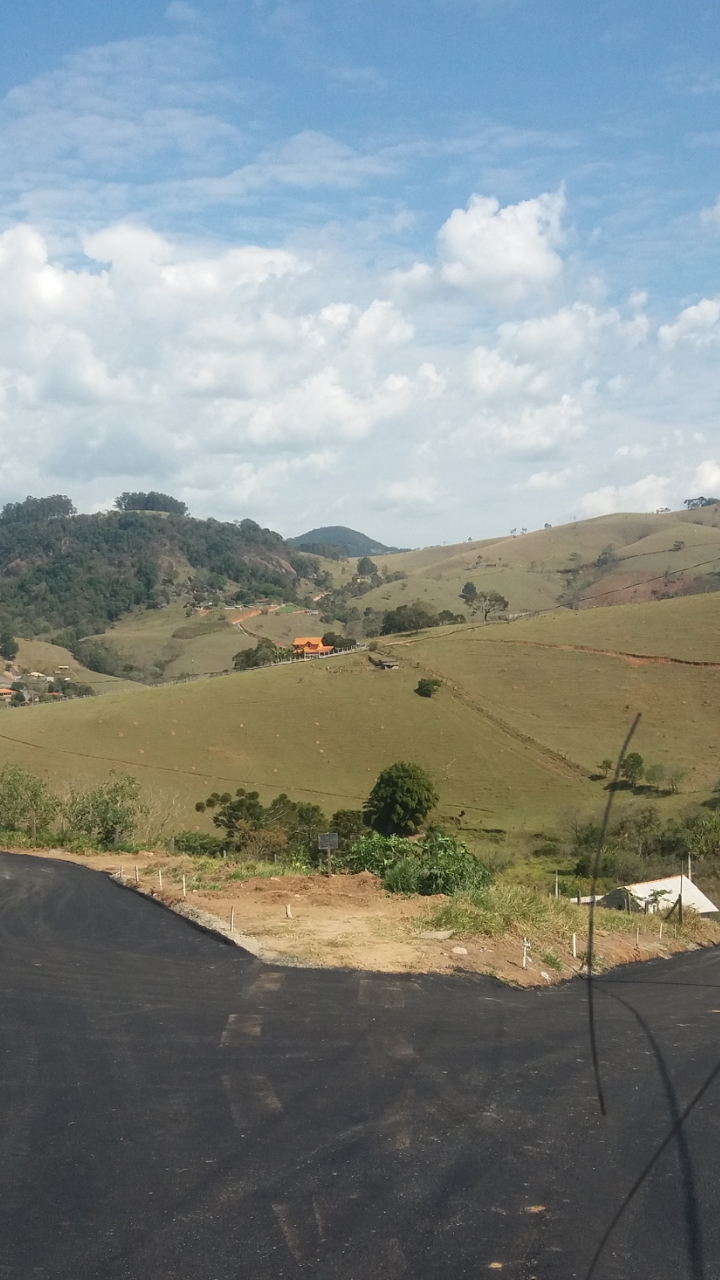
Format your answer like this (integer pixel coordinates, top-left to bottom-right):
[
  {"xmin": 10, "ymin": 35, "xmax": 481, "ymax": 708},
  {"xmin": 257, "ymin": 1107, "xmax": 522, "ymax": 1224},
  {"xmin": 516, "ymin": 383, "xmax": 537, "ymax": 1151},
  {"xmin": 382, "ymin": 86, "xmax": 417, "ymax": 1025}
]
[
  {"xmin": 337, "ymin": 510, "xmax": 720, "ymax": 620},
  {"xmin": 13, "ymin": 640, "xmax": 139, "ymax": 695},
  {"xmin": 0, "ymin": 590, "xmax": 716, "ymax": 839},
  {"xmin": 385, "ymin": 593, "xmax": 719, "ymax": 790},
  {"xmin": 74, "ymin": 509, "xmax": 720, "ymax": 680},
  {"xmin": 0, "ymin": 647, "xmax": 595, "ymax": 834},
  {"xmin": 93, "ymin": 603, "xmax": 326, "ymax": 680}
]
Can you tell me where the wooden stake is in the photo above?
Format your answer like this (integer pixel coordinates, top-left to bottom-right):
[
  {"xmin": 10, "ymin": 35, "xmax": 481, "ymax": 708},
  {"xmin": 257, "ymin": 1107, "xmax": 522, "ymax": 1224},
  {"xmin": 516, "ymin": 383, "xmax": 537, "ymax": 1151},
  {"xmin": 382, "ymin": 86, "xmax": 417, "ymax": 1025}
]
[
  {"xmin": 120, "ymin": 864, "xmax": 125, "ymax": 883},
  {"xmin": 286, "ymin": 904, "xmax": 293, "ymax": 919},
  {"xmin": 572, "ymin": 932, "xmax": 577, "ymax": 959},
  {"xmin": 159, "ymin": 869, "xmax": 163, "ymax": 890},
  {"xmin": 636, "ymin": 927, "xmax": 640, "ymax": 947},
  {"xmin": 135, "ymin": 866, "xmax": 139, "ymax": 883},
  {"xmin": 230, "ymin": 906, "xmax": 235, "ymax": 932},
  {"xmin": 182, "ymin": 874, "xmax": 186, "ymax": 898}
]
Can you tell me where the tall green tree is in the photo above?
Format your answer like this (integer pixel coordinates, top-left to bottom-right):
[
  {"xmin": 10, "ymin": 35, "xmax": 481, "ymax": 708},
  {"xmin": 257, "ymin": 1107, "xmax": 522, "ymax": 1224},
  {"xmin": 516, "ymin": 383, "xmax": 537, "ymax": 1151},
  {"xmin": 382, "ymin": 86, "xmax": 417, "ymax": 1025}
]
[
  {"xmin": 0, "ymin": 623, "xmax": 18, "ymax": 661},
  {"xmin": 114, "ymin": 491, "xmax": 188, "ymax": 514},
  {"xmin": 364, "ymin": 762, "xmax": 438, "ymax": 835},
  {"xmin": 621, "ymin": 752, "xmax": 645, "ymax": 787},
  {"xmin": 357, "ymin": 556, "xmax": 377, "ymax": 577}
]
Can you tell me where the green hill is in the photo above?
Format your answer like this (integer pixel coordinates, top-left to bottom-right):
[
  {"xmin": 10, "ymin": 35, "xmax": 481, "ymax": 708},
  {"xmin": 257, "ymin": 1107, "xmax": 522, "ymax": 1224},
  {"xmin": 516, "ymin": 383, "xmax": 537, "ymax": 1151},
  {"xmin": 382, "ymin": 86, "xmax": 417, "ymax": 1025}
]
[
  {"xmin": 288, "ymin": 525, "xmax": 403, "ymax": 557},
  {"xmin": 0, "ymin": 592, "xmax": 716, "ymax": 845}
]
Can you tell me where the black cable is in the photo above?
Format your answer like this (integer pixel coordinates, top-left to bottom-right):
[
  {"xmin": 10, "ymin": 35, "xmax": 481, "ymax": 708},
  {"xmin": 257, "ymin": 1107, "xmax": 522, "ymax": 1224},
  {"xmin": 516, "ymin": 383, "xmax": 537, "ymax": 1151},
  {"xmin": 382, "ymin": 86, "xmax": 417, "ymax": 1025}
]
[{"xmin": 586, "ymin": 713, "xmax": 641, "ymax": 1116}]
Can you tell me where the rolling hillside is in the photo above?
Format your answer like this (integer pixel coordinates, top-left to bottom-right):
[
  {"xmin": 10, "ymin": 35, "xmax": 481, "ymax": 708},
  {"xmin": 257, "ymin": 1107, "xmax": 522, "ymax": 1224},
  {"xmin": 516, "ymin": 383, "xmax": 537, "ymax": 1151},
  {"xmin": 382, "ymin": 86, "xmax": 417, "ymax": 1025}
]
[
  {"xmin": 0, "ymin": 591, "xmax": 716, "ymax": 844},
  {"xmin": 335, "ymin": 507, "xmax": 720, "ymax": 624}
]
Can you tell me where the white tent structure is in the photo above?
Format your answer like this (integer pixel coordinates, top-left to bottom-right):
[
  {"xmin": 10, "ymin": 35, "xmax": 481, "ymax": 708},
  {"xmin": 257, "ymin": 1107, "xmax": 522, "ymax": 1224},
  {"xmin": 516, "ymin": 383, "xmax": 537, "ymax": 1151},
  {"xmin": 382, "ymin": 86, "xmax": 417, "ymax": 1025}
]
[{"xmin": 601, "ymin": 875, "xmax": 718, "ymax": 917}]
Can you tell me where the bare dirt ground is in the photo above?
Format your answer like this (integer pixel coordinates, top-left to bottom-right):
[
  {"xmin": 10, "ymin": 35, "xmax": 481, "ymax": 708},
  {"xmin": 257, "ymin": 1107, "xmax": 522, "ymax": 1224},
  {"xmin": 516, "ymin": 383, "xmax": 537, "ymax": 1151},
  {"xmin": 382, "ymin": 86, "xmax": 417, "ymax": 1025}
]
[{"xmin": 8, "ymin": 846, "xmax": 716, "ymax": 985}]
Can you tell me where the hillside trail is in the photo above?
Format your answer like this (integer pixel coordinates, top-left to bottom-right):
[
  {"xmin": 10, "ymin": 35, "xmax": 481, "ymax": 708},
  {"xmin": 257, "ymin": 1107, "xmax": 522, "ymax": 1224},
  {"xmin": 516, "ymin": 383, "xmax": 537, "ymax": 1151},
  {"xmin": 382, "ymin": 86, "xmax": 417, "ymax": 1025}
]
[{"xmin": 476, "ymin": 637, "xmax": 720, "ymax": 669}]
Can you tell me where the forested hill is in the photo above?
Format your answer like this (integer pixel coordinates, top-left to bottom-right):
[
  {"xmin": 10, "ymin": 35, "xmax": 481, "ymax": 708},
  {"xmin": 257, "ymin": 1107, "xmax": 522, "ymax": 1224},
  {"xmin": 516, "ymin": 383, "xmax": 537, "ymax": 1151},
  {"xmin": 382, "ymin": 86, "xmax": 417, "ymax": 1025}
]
[
  {"xmin": 0, "ymin": 495, "xmax": 320, "ymax": 642},
  {"xmin": 288, "ymin": 525, "xmax": 403, "ymax": 557}
]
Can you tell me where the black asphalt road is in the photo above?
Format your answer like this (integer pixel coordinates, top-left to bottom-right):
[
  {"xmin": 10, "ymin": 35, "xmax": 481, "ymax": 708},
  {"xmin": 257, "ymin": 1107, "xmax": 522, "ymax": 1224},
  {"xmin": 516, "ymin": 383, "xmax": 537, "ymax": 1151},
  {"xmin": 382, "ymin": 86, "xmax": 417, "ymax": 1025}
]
[{"xmin": 1, "ymin": 853, "xmax": 720, "ymax": 1280}]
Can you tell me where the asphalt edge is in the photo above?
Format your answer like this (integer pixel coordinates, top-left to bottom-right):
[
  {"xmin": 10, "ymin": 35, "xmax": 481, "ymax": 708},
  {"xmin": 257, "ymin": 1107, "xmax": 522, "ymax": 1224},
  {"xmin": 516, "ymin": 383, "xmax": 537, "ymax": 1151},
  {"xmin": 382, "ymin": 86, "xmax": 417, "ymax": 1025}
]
[{"xmin": 106, "ymin": 872, "xmax": 319, "ymax": 968}]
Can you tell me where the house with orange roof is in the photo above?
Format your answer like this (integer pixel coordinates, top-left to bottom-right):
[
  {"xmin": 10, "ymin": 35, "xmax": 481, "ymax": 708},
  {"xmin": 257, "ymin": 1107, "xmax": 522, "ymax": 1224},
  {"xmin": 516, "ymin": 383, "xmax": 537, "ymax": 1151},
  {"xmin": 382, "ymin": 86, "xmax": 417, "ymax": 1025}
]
[{"xmin": 292, "ymin": 636, "xmax": 334, "ymax": 658}]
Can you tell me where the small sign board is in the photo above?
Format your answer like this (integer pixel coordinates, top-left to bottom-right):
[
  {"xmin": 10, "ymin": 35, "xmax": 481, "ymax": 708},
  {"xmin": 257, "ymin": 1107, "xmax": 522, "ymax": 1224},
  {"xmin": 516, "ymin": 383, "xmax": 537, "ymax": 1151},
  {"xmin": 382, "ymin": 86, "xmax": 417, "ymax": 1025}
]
[{"xmin": 318, "ymin": 832, "xmax": 339, "ymax": 850}]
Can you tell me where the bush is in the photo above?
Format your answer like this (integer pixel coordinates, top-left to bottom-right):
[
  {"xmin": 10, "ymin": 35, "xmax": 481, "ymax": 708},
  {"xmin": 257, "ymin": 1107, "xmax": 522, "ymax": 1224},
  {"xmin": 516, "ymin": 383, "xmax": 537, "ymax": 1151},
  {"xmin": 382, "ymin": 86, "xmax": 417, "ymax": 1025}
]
[
  {"xmin": 343, "ymin": 831, "xmax": 491, "ymax": 896},
  {"xmin": 416, "ymin": 677, "xmax": 442, "ymax": 698},
  {"xmin": 62, "ymin": 772, "xmax": 144, "ymax": 846},
  {"xmin": 173, "ymin": 830, "xmax": 226, "ymax": 857},
  {"xmin": 0, "ymin": 763, "xmax": 57, "ymax": 833}
]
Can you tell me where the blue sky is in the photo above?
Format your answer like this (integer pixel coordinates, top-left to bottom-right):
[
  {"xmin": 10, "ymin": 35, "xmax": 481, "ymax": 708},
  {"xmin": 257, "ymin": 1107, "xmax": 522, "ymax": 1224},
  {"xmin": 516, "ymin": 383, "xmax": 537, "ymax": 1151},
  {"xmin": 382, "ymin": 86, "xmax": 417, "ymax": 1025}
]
[{"xmin": 0, "ymin": 0, "xmax": 718, "ymax": 542}]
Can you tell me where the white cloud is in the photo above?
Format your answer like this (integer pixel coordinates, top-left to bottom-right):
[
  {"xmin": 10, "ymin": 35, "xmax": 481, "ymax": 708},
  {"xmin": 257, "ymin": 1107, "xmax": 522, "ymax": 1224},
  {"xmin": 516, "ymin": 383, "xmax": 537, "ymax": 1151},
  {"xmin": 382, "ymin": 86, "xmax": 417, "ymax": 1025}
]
[
  {"xmin": 579, "ymin": 474, "xmax": 671, "ymax": 517},
  {"xmin": 693, "ymin": 459, "xmax": 720, "ymax": 492},
  {"xmin": 658, "ymin": 298, "xmax": 720, "ymax": 348},
  {"xmin": 484, "ymin": 395, "xmax": 585, "ymax": 454},
  {"xmin": 438, "ymin": 190, "xmax": 565, "ymax": 301},
  {"xmin": 615, "ymin": 444, "xmax": 649, "ymax": 460},
  {"xmin": 523, "ymin": 468, "xmax": 575, "ymax": 489}
]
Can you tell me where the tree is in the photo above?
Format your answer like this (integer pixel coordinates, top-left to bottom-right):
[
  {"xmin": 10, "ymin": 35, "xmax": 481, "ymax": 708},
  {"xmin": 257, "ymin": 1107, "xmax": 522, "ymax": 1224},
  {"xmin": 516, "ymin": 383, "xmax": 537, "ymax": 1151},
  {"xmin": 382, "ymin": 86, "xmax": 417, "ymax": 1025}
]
[
  {"xmin": 0, "ymin": 623, "xmax": 18, "ymax": 661},
  {"xmin": 357, "ymin": 556, "xmax": 377, "ymax": 577},
  {"xmin": 667, "ymin": 765, "xmax": 687, "ymax": 794},
  {"xmin": 321, "ymin": 631, "xmax": 355, "ymax": 650},
  {"xmin": 460, "ymin": 581, "xmax": 477, "ymax": 605},
  {"xmin": 330, "ymin": 808, "xmax": 366, "ymax": 851},
  {"xmin": 644, "ymin": 763, "xmax": 666, "ymax": 793},
  {"xmin": 364, "ymin": 762, "xmax": 438, "ymax": 835},
  {"xmin": 0, "ymin": 495, "xmax": 76, "ymax": 523},
  {"xmin": 473, "ymin": 590, "xmax": 509, "ymax": 622},
  {"xmin": 114, "ymin": 491, "xmax": 188, "ymax": 515},
  {"xmin": 684, "ymin": 496, "xmax": 720, "ymax": 510},
  {"xmin": 196, "ymin": 788, "xmax": 265, "ymax": 839},
  {"xmin": 381, "ymin": 602, "xmax": 439, "ymax": 634},
  {"xmin": 595, "ymin": 544, "xmax": 617, "ymax": 569},
  {"xmin": 621, "ymin": 752, "xmax": 644, "ymax": 787},
  {"xmin": 599, "ymin": 758, "xmax": 614, "ymax": 779},
  {"xmin": 233, "ymin": 638, "xmax": 289, "ymax": 670},
  {"xmin": 415, "ymin": 677, "xmax": 442, "ymax": 698}
]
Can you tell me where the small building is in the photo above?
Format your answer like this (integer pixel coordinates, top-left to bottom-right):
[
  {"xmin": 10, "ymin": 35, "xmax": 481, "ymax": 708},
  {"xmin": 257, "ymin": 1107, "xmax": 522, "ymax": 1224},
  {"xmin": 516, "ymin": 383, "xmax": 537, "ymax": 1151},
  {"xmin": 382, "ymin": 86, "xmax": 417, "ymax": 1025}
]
[
  {"xmin": 600, "ymin": 875, "xmax": 718, "ymax": 917},
  {"xmin": 292, "ymin": 637, "xmax": 334, "ymax": 658}
]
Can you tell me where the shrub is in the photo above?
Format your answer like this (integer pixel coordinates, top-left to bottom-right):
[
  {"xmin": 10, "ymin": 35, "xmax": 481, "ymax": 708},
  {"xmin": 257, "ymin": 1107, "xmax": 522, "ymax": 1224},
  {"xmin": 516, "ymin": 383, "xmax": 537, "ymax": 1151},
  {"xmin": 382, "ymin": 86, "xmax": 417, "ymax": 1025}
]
[
  {"xmin": 415, "ymin": 677, "xmax": 442, "ymax": 698},
  {"xmin": 344, "ymin": 830, "xmax": 491, "ymax": 896},
  {"xmin": 62, "ymin": 772, "xmax": 144, "ymax": 846},
  {"xmin": 0, "ymin": 763, "xmax": 57, "ymax": 833},
  {"xmin": 173, "ymin": 831, "xmax": 226, "ymax": 857}
]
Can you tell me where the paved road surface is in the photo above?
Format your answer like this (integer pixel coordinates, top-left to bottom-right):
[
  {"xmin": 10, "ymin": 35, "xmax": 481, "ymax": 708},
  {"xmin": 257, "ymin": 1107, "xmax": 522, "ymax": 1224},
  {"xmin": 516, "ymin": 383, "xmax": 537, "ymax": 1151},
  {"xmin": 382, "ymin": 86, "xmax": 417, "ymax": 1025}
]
[{"xmin": 1, "ymin": 852, "xmax": 719, "ymax": 1279}]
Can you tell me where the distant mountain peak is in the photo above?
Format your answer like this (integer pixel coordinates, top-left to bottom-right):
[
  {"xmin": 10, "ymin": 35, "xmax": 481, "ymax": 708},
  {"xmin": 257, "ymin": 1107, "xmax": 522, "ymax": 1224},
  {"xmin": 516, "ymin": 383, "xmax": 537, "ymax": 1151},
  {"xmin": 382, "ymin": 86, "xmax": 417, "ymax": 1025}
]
[{"xmin": 288, "ymin": 525, "xmax": 404, "ymax": 557}]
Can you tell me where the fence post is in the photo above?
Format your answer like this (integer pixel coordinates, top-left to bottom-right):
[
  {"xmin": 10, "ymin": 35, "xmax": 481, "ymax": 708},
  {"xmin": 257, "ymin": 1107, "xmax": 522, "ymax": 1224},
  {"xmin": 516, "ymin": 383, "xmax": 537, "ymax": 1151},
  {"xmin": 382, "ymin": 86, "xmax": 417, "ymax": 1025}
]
[
  {"xmin": 572, "ymin": 933, "xmax": 577, "ymax": 959},
  {"xmin": 182, "ymin": 874, "xmax": 186, "ymax": 898},
  {"xmin": 230, "ymin": 906, "xmax": 235, "ymax": 932},
  {"xmin": 159, "ymin": 869, "xmax": 163, "ymax": 890},
  {"xmin": 135, "ymin": 866, "xmax": 139, "ymax": 883}
]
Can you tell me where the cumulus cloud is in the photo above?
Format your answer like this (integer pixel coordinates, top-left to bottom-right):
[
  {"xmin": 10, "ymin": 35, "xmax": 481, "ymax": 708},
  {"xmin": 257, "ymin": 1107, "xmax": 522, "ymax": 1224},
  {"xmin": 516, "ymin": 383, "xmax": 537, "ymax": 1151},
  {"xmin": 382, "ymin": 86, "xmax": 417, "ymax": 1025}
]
[
  {"xmin": 658, "ymin": 298, "xmax": 720, "ymax": 348},
  {"xmin": 579, "ymin": 474, "xmax": 671, "ymax": 517},
  {"xmin": 694, "ymin": 459, "xmax": 720, "ymax": 492},
  {"xmin": 438, "ymin": 190, "xmax": 565, "ymax": 301},
  {"xmin": 0, "ymin": 195, "xmax": 716, "ymax": 538}
]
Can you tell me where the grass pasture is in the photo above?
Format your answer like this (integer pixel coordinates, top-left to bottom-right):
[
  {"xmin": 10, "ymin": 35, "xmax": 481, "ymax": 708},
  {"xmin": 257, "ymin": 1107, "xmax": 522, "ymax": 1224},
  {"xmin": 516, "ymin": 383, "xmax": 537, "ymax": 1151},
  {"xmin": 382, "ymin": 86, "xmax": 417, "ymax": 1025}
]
[
  {"xmin": 331, "ymin": 508, "xmax": 720, "ymax": 624},
  {"xmin": 0, "ymin": 589, "xmax": 717, "ymax": 844}
]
